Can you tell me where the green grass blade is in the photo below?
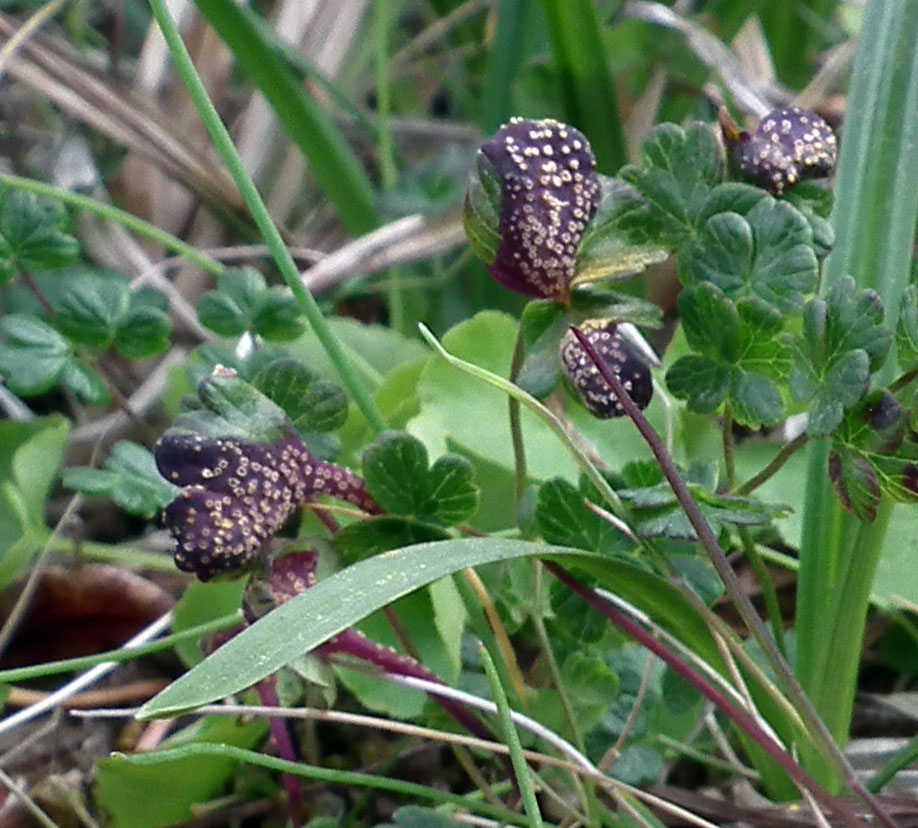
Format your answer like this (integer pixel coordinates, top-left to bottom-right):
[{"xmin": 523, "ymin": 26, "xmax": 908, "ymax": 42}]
[
  {"xmin": 0, "ymin": 613, "xmax": 240, "ymax": 684},
  {"xmin": 758, "ymin": 0, "xmax": 838, "ymax": 89},
  {"xmin": 480, "ymin": 644, "xmax": 544, "ymax": 828},
  {"xmin": 0, "ymin": 174, "xmax": 223, "ymax": 275},
  {"xmin": 138, "ymin": 539, "xmax": 722, "ymax": 718},
  {"xmin": 115, "ymin": 743, "xmax": 529, "ymax": 826},
  {"xmin": 193, "ymin": 0, "xmax": 379, "ymax": 236},
  {"xmin": 797, "ymin": 0, "xmax": 918, "ymax": 790},
  {"xmin": 147, "ymin": 0, "xmax": 387, "ymax": 434},
  {"xmin": 481, "ymin": 0, "xmax": 537, "ymax": 132},
  {"xmin": 539, "ymin": 0, "xmax": 628, "ymax": 172}
]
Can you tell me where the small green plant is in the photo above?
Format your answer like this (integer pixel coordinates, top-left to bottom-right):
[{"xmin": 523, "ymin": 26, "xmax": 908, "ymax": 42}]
[{"xmin": 4, "ymin": 3, "xmax": 918, "ymax": 827}]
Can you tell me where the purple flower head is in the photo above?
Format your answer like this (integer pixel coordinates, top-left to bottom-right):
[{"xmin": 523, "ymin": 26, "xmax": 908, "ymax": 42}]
[
  {"xmin": 155, "ymin": 431, "xmax": 312, "ymax": 581},
  {"xmin": 560, "ymin": 320, "xmax": 653, "ymax": 418},
  {"xmin": 154, "ymin": 368, "xmax": 379, "ymax": 581},
  {"xmin": 737, "ymin": 106, "xmax": 837, "ymax": 195},
  {"xmin": 469, "ymin": 118, "xmax": 599, "ymax": 301}
]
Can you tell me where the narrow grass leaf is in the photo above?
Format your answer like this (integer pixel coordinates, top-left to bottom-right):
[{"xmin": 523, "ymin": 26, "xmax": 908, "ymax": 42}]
[
  {"xmin": 480, "ymin": 644, "xmax": 544, "ymax": 828},
  {"xmin": 539, "ymin": 0, "xmax": 627, "ymax": 172},
  {"xmin": 194, "ymin": 0, "xmax": 379, "ymax": 235},
  {"xmin": 797, "ymin": 0, "xmax": 918, "ymax": 789}
]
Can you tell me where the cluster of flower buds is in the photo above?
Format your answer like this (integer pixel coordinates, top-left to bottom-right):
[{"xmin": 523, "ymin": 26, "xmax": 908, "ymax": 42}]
[
  {"xmin": 560, "ymin": 320, "xmax": 654, "ymax": 418},
  {"xmin": 730, "ymin": 106, "xmax": 837, "ymax": 195},
  {"xmin": 154, "ymin": 369, "xmax": 377, "ymax": 581},
  {"xmin": 465, "ymin": 117, "xmax": 599, "ymax": 302}
]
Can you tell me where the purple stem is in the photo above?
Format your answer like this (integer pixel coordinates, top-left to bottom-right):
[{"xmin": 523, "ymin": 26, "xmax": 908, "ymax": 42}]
[
  {"xmin": 543, "ymin": 562, "xmax": 866, "ymax": 828},
  {"xmin": 256, "ymin": 678, "xmax": 303, "ymax": 821},
  {"xmin": 323, "ymin": 628, "xmax": 495, "ymax": 744},
  {"xmin": 311, "ymin": 459, "xmax": 382, "ymax": 515},
  {"xmin": 568, "ymin": 326, "xmax": 884, "ymax": 828}
]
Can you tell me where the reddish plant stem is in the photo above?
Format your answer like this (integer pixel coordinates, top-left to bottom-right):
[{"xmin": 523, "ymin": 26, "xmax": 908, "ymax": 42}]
[
  {"xmin": 569, "ymin": 326, "xmax": 893, "ymax": 828},
  {"xmin": 543, "ymin": 562, "xmax": 863, "ymax": 828},
  {"xmin": 255, "ymin": 678, "xmax": 302, "ymax": 821},
  {"xmin": 322, "ymin": 628, "xmax": 494, "ymax": 744}
]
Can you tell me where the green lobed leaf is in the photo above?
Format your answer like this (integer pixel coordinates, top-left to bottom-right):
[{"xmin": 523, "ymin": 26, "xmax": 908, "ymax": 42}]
[
  {"xmin": 251, "ymin": 359, "xmax": 348, "ymax": 433},
  {"xmin": 678, "ymin": 282, "xmax": 742, "ymax": 361},
  {"xmin": 572, "ymin": 176, "xmax": 670, "ymax": 286},
  {"xmin": 46, "ymin": 267, "xmax": 171, "ymax": 359},
  {"xmin": 535, "ymin": 477, "xmax": 634, "ymax": 556},
  {"xmin": 59, "ymin": 360, "xmax": 111, "ymax": 405},
  {"xmin": 664, "ymin": 356, "xmax": 731, "ymax": 414},
  {"xmin": 782, "ymin": 181, "xmax": 835, "ymax": 259},
  {"xmin": 172, "ymin": 371, "xmax": 292, "ymax": 443},
  {"xmin": 896, "ymin": 284, "xmax": 918, "ymax": 371},
  {"xmin": 62, "ymin": 441, "xmax": 180, "ymax": 518},
  {"xmin": 197, "ymin": 268, "xmax": 270, "ymax": 338},
  {"xmin": 0, "ymin": 416, "xmax": 70, "ymax": 589},
  {"xmin": 114, "ymin": 305, "xmax": 172, "ymax": 359},
  {"xmin": 680, "ymin": 197, "xmax": 818, "ymax": 314},
  {"xmin": 790, "ymin": 275, "xmax": 891, "ymax": 437},
  {"xmin": 251, "ymin": 287, "xmax": 306, "ymax": 341},
  {"xmin": 53, "ymin": 269, "xmax": 130, "ymax": 347},
  {"xmin": 0, "ymin": 314, "xmax": 81, "ymax": 397},
  {"xmin": 668, "ymin": 285, "xmax": 790, "ymax": 427},
  {"xmin": 0, "ymin": 188, "xmax": 80, "ymax": 283},
  {"xmin": 137, "ymin": 539, "xmax": 725, "ymax": 718},
  {"xmin": 618, "ymin": 481, "xmax": 790, "ymax": 541},
  {"xmin": 361, "ymin": 431, "xmax": 479, "ymax": 526},
  {"xmin": 829, "ymin": 391, "xmax": 918, "ymax": 520},
  {"xmin": 335, "ymin": 517, "xmax": 450, "ymax": 563},
  {"xmin": 617, "ymin": 122, "xmax": 724, "ymax": 246}
]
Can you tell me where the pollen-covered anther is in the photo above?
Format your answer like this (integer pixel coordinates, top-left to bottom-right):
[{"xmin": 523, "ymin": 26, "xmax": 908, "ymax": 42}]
[
  {"xmin": 479, "ymin": 117, "xmax": 599, "ymax": 300},
  {"xmin": 560, "ymin": 320, "xmax": 654, "ymax": 419},
  {"xmin": 737, "ymin": 106, "xmax": 837, "ymax": 195}
]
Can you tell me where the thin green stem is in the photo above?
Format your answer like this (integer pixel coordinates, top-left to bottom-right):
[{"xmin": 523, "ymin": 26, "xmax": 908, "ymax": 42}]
[
  {"xmin": 867, "ymin": 733, "xmax": 918, "ymax": 793},
  {"xmin": 736, "ymin": 433, "xmax": 808, "ymax": 496},
  {"xmin": 738, "ymin": 526, "xmax": 787, "ymax": 659},
  {"xmin": 655, "ymin": 733, "xmax": 759, "ymax": 780},
  {"xmin": 0, "ymin": 613, "xmax": 240, "ymax": 684},
  {"xmin": 545, "ymin": 563, "xmax": 865, "ymax": 828},
  {"xmin": 418, "ymin": 324, "xmax": 624, "ymax": 518},
  {"xmin": 46, "ymin": 536, "xmax": 179, "ymax": 571},
  {"xmin": 146, "ymin": 0, "xmax": 386, "ymax": 434},
  {"xmin": 119, "ymin": 743, "xmax": 529, "ymax": 826},
  {"xmin": 570, "ymin": 326, "xmax": 895, "ymax": 828},
  {"xmin": 531, "ymin": 562, "xmax": 585, "ymax": 756},
  {"xmin": 722, "ymin": 404, "xmax": 737, "ymax": 489},
  {"xmin": 479, "ymin": 644, "xmax": 545, "ymax": 828},
  {"xmin": 888, "ymin": 367, "xmax": 918, "ymax": 394},
  {"xmin": 509, "ymin": 326, "xmax": 528, "ymax": 508},
  {"xmin": 374, "ymin": 0, "xmax": 405, "ymax": 336},
  {"xmin": 0, "ymin": 174, "xmax": 224, "ymax": 275}
]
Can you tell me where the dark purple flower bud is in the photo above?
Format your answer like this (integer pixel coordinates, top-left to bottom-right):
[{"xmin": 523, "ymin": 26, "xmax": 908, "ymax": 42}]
[
  {"xmin": 737, "ymin": 106, "xmax": 837, "ymax": 195},
  {"xmin": 466, "ymin": 118, "xmax": 599, "ymax": 301},
  {"xmin": 155, "ymin": 431, "xmax": 379, "ymax": 581},
  {"xmin": 155, "ymin": 432, "xmax": 312, "ymax": 581},
  {"xmin": 243, "ymin": 551, "xmax": 319, "ymax": 623},
  {"xmin": 560, "ymin": 319, "xmax": 653, "ymax": 418}
]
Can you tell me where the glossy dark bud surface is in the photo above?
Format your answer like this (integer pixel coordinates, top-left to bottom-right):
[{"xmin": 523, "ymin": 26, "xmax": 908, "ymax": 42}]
[
  {"xmin": 738, "ymin": 106, "xmax": 837, "ymax": 195},
  {"xmin": 468, "ymin": 118, "xmax": 599, "ymax": 301},
  {"xmin": 560, "ymin": 319, "xmax": 653, "ymax": 418},
  {"xmin": 155, "ymin": 431, "xmax": 311, "ymax": 581}
]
